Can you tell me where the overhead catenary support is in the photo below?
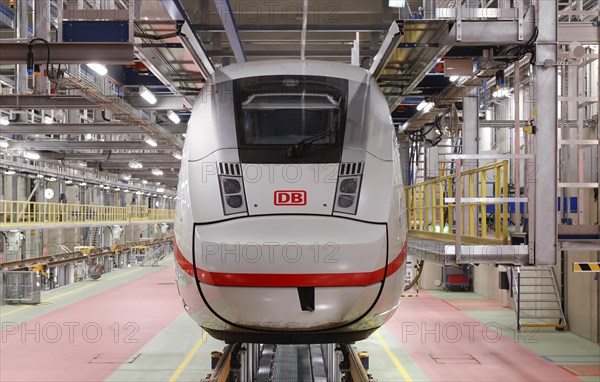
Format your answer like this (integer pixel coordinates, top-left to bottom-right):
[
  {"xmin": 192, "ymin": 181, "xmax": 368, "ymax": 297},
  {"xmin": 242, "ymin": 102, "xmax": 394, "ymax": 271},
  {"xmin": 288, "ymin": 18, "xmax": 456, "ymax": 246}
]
[
  {"xmin": 369, "ymin": 20, "xmax": 403, "ymax": 79},
  {"xmin": 159, "ymin": 0, "xmax": 215, "ymax": 77},
  {"xmin": 300, "ymin": 0, "xmax": 309, "ymax": 60},
  {"xmin": 212, "ymin": 0, "xmax": 247, "ymax": 63}
]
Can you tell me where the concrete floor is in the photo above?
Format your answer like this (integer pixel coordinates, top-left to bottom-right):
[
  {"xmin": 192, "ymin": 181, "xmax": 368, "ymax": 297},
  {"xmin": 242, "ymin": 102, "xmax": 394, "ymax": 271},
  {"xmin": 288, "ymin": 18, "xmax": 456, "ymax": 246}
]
[{"xmin": 1, "ymin": 256, "xmax": 598, "ymax": 382}]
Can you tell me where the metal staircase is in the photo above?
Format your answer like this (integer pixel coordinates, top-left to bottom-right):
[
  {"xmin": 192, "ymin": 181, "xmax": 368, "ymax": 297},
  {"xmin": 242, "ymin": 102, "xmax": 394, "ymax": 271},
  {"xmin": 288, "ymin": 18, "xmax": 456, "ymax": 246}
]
[
  {"xmin": 510, "ymin": 267, "xmax": 567, "ymax": 330},
  {"xmin": 87, "ymin": 226, "xmax": 103, "ymax": 247}
]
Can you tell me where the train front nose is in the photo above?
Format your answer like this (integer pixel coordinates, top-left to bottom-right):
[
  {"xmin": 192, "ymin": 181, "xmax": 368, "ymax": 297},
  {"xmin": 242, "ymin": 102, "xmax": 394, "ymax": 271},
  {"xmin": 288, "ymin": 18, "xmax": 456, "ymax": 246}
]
[{"xmin": 192, "ymin": 215, "xmax": 389, "ymax": 331}]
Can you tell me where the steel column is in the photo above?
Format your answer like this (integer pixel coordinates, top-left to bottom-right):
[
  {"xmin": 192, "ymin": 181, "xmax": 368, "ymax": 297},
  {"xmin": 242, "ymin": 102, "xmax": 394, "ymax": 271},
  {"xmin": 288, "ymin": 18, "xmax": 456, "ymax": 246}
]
[{"xmin": 533, "ymin": 0, "xmax": 558, "ymax": 265}]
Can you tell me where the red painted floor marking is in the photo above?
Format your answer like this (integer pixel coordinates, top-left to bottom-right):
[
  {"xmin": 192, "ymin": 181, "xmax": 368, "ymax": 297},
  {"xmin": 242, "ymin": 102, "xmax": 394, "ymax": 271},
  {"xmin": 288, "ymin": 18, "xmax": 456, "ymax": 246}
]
[
  {"xmin": 0, "ymin": 267, "xmax": 183, "ymax": 382},
  {"xmin": 388, "ymin": 291, "xmax": 582, "ymax": 382}
]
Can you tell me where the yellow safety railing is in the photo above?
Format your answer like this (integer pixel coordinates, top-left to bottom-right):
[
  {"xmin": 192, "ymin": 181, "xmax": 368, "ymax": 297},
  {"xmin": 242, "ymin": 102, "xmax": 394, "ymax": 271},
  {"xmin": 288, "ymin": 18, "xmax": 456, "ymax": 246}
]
[
  {"xmin": 0, "ymin": 200, "xmax": 175, "ymax": 228},
  {"xmin": 404, "ymin": 161, "xmax": 509, "ymax": 244}
]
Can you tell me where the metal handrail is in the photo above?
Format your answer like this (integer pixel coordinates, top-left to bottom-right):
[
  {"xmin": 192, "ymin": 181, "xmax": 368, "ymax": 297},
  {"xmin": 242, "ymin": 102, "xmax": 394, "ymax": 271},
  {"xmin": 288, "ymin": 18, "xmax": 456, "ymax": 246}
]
[
  {"xmin": 404, "ymin": 160, "xmax": 510, "ymax": 244},
  {"xmin": 0, "ymin": 200, "xmax": 175, "ymax": 228}
]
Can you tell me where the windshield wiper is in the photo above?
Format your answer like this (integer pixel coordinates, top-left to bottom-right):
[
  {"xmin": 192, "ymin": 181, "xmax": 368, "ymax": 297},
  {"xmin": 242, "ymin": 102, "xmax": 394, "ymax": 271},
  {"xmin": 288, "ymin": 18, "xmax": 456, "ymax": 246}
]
[{"xmin": 285, "ymin": 128, "xmax": 337, "ymax": 158}]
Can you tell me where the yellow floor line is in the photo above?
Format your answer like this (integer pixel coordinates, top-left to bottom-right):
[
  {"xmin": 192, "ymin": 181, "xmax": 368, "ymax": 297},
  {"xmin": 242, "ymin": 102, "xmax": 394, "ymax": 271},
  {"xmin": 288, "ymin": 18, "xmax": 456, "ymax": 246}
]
[
  {"xmin": 375, "ymin": 331, "xmax": 414, "ymax": 382},
  {"xmin": 1, "ymin": 267, "xmax": 147, "ymax": 317},
  {"xmin": 0, "ymin": 305, "xmax": 30, "ymax": 318},
  {"xmin": 168, "ymin": 332, "xmax": 209, "ymax": 382}
]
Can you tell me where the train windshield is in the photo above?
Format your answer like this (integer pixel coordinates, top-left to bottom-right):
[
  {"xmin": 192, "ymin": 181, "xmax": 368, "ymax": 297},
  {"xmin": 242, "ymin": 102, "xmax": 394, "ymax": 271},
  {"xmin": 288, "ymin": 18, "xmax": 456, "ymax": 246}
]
[{"xmin": 234, "ymin": 75, "xmax": 348, "ymax": 163}]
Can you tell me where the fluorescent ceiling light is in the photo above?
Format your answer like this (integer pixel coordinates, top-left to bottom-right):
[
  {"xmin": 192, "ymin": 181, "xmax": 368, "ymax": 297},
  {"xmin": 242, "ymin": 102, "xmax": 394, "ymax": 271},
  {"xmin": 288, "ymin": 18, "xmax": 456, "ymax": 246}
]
[
  {"xmin": 389, "ymin": 0, "xmax": 406, "ymax": 7},
  {"xmin": 172, "ymin": 152, "xmax": 182, "ymax": 160},
  {"xmin": 122, "ymin": 173, "xmax": 132, "ymax": 180},
  {"xmin": 4, "ymin": 169, "xmax": 15, "ymax": 175},
  {"xmin": 416, "ymin": 100, "xmax": 428, "ymax": 111},
  {"xmin": 401, "ymin": 122, "xmax": 409, "ymax": 131},
  {"xmin": 144, "ymin": 136, "xmax": 157, "ymax": 147},
  {"xmin": 23, "ymin": 151, "xmax": 40, "ymax": 160},
  {"xmin": 152, "ymin": 168, "xmax": 164, "ymax": 176},
  {"xmin": 46, "ymin": 177, "xmax": 57, "ymax": 182},
  {"xmin": 141, "ymin": 179, "xmax": 148, "ymax": 185},
  {"xmin": 157, "ymin": 187, "xmax": 165, "ymax": 193},
  {"xmin": 78, "ymin": 161, "xmax": 87, "ymax": 167},
  {"xmin": 129, "ymin": 160, "xmax": 143, "ymax": 169},
  {"xmin": 0, "ymin": 116, "xmax": 9, "ymax": 126},
  {"xmin": 87, "ymin": 63, "xmax": 108, "ymax": 76},
  {"xmin": 139, "ymin": 85, "xmax": 157, "ymax": 105},
  {"xmin": 167, "ymin": 110, "xmax": 181, "ymax": 124},
  {"xmin": 0, "ymin": 140, "xmax": 9, "ymax": 149},
  {"xmin": 123, "ymin": 189, "xmax": 130, "ymax": 193},
  {"xmin": 114, "ymin": 187, "xmax": 120, "ymax": 191},
  {"xmin": 44, "ymin": 115, "xmax": 53, "ymax": 124},
  {"xmin": 65, "ymin": 179, "xmax": 73, "ymax": 184},
  {"xmin": 423, "ymin": 102, "xmax": 435, "ymax": 113},
  {"xmin": 79, "ymin": 182, "xmax": 87, "ymax": 186},
  {"xmin": 449, "ymin": 75, "xmax": 459, "ymax": 82}
]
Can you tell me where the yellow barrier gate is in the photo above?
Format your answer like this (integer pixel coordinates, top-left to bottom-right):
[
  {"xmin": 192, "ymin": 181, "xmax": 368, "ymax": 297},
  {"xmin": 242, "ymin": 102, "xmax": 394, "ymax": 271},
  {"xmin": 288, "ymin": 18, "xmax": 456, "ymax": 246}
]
[{"xmin": 404, "ymin": 161, "xmax": 510, "ymax": 244}]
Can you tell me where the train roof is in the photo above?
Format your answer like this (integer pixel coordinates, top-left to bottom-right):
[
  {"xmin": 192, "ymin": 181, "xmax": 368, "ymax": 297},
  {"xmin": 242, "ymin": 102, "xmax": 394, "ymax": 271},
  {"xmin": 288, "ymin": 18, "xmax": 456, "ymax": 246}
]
[{"xmin": 213, "ymin": 60, "xmax": 371, "ymax": 84}]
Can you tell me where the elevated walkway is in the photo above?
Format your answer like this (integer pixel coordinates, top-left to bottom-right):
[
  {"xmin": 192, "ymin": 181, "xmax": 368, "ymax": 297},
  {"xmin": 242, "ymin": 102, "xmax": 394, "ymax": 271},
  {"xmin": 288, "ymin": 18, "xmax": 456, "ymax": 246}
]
[
  {"xmin": 0, "ymin": 199, "xmax": 175, "ymax": 230},
  {"xmin": 405, "ymin": 159, "xmax": 531, "ymax": 266}
]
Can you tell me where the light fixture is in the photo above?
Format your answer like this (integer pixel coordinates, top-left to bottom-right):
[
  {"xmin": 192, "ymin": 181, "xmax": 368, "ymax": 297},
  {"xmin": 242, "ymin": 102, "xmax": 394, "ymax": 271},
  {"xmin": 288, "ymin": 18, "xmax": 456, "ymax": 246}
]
[
  {"xmin": 449, "ymin": 75, "xmax": 459, "ymax": 82},
  {"xmin": 401, "ymin": 122, "xmax": 409, "ymax": 131},
  {"xmin": 23, "ymin": 151, "xmax": 40, "ymax": 160},
  {"xmin": 129, "ymin": 160, "xmax": 143, "ymax": 169},
  {"xmin": 136, "ymin": 190, "xmax": 144, "ymax": 195},
  {"xmin": 36, "ymin": 174, "xmax": 44, "ymax": 178},
  {"xmin": 44, "ymin": 115, "xmax": 53, "ymax": 124},
  {"xmin": 141, "ymin": 179, "xmax": 148, "ymax": 185},
  {"xmin": 114, "ymin": 187, "xmax": 120, "ymax": 191},
  {"xmin": 123, "ymin": 189, "xmax": 130, "ymax": 193},
  {"xmin": 46, "ymin": 177, "xmax": 57, "ymax": 182},
  {"xmin": 172, "ymin": 152, "xmax": 182, "ymax": 160},
  {"xmin": 151, "ymin": 168, "xmax": 164, "ymax": 176},
  {"xmin": 423, "ymin": 102, "xmax": 435, "ymax": 113},
  {"xmin": 0, "ymin": 140, "xmax": 9, "ymax": 149},
  {"xmin": 65, "ymin": 179, "xmax": 73, "ymax": 184},
  {"xmin": 144, "ymin": 136, "xmax": 157, "ymax": 147},
  {"xmin": 0, "ymin": 116, "xmax": 9, "ymax": 126},
  {"xmin": 4, "ymin": 169, "xmax": 15, "ymax": 175},
  {"xmin": 416, "ymin": 100, "xmax": 428, "ymax": 111},
  {"xmin": 139, "ymin": 85, "xmax": 157, "ymax": 105},
  {"xmin": 389, "ymin": 0, "xmax": 406, "ymax": 7},
  {"xmin": 182, "ymin": 133, "xmax": 186, "ymax": 138},
  {"xmin": 44, "ymin": 188, "xmax": 54, "ymax": 200},
  {"xmin": 167, "ymin": 110, "xmax": 181, "ymax": 124},
  {"xmin": 157, "ymin": 186, "xmax": 165, "ymax": 193},
  {"xmin": 493, "ymin": 88, "xmax": 511, "ymax": 98},
  {"xmin": 104, "ymin": 185, "xmax": 110, "ymax": 190},
  {"xmin": 87, "ymin": 63, "xmax": 108, "ymax": 76},
  {"xmin": 84, "ymin": 134, "xmax": 93, "ymax": 140},
  {"xmin": 122, "ymin": 173, "xmax": 132, "ymax": 180},
  {"xmin": 78, "ymin": 161, "xmax": 87, "ymax": 167},
  {"xmin": 79, "ymin": 181, "xmax": 87, "ymax": 186}
]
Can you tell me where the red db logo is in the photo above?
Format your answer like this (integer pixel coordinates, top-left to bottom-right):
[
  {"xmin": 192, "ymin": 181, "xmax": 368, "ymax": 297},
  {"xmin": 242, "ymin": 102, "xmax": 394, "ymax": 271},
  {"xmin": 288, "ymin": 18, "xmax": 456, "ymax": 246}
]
[{"xmin": 274, "ymin": 190, "xmax": 307, "ymax": 206}]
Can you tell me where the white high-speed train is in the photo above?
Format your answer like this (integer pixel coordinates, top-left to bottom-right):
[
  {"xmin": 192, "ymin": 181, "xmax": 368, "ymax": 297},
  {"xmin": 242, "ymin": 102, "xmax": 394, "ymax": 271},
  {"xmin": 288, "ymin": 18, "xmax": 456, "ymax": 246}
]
[{"xmin": 174, "ymin": 60, "xmax": 408, "ymax": 344}]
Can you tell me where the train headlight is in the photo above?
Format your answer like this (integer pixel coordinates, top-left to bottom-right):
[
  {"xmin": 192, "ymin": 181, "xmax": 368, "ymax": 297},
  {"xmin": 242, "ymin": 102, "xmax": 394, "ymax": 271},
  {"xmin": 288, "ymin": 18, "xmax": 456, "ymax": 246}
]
[
  {"xmin": 223, "ymin": 178, "xmax": 241, "ymax": 194},
  {"xmin": 219, "ymin": 174, "xmax": 247, "ymax": 215},
  {"xmin": 334, "ymin": 173, "xmax": 362, "ymax": 215},
  {"xmin": 226, "ymin": 195, "xmax": 243, "ymax": 209},
  {"xmin": 337, "ymin": 194, "xmax": 355, "ymax": 208},
  {"xmin": 339, "ymin": 178, "xmax": 358, "ymax": 194}
]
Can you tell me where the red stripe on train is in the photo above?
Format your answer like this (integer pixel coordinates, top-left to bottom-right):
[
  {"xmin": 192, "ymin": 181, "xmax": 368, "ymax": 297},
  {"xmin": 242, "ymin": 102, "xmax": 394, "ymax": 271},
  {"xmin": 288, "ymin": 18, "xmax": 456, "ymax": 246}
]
[{"xmin": 174, "ymin": 240, "xmax": 407, "ymax": 287}]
